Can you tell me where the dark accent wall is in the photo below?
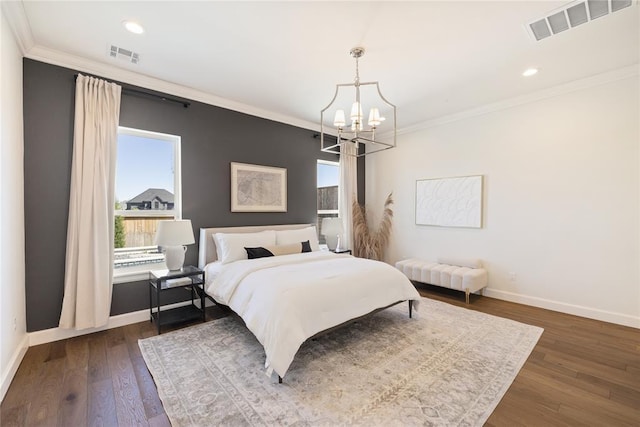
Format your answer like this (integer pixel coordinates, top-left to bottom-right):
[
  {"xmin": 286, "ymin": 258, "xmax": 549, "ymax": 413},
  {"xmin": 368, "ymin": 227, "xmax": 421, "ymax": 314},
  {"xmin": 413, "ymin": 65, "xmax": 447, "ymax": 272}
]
[{"xmin": 23, "ymin": 59, "xmax": 365, "ymax": 332}]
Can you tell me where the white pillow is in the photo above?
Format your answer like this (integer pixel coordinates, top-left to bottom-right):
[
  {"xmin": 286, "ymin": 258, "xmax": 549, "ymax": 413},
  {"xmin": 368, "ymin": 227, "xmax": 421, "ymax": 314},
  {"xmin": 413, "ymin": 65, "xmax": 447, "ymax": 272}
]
[
  {"xmin": 214, "ymin": 230, "xmax": 276, "ymax": 264},
  {"xmin": 276, "ymin": 226, "xmax": 320, "ymax": 252}
]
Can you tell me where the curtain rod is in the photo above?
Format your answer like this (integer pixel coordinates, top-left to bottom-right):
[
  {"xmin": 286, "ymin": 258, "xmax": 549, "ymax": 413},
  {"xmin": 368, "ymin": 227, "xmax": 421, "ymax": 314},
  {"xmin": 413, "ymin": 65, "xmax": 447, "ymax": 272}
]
[
  {"xmin": 73, "ymin": 74, "xmax": 190, "ymax": 108},
  {"xmin": 123, "ymin": 87, "xmax": 190, "ymax": 108}
]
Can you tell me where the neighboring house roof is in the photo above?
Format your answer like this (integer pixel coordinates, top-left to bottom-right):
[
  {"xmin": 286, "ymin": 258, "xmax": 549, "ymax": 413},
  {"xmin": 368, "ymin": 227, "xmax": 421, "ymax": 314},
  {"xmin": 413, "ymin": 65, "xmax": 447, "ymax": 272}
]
[{"xmin": 128, "ymin": 188, "xmax": 174, "ymax": 204}]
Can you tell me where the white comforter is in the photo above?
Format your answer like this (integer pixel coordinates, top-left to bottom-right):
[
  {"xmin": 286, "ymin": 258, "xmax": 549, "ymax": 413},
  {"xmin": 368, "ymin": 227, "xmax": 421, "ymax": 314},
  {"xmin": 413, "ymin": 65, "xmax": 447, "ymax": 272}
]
[{"xmin": 205, "ymin": 251, "xmax": 420, "ymax": 378}]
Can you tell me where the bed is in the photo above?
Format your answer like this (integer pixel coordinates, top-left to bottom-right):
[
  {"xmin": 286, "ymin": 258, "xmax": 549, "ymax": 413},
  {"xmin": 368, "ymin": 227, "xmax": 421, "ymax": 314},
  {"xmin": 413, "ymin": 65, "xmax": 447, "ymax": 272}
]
[{"xmin": 198, "ymin": 224, "xmax": 421, "ymax": 381}]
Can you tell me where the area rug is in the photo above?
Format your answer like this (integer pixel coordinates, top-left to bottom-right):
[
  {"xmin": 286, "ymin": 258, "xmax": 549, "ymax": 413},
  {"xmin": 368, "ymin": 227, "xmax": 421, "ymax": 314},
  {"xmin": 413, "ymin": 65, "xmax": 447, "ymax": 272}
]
[{"xmin": 139, "ymin": 297, "xmax": 543, "ymax": 426}]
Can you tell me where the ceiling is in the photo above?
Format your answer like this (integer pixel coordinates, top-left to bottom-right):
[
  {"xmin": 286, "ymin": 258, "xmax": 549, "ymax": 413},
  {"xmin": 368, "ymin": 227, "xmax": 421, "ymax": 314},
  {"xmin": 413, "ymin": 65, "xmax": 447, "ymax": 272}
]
[{"xmin": 6, "ymin": 1, "xmax": 640, "ymax": 131}]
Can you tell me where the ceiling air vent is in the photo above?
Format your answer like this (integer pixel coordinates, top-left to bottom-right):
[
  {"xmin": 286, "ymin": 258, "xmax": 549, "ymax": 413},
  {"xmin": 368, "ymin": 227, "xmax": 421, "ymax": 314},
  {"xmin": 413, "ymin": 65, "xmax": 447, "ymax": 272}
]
[
  {"xmin": 108, "ymin": 45, "xmax": 140, "ymax": 64},
  {"xmin": 527, "ymin": 0, "xmax": 635, "ymax": 41}
]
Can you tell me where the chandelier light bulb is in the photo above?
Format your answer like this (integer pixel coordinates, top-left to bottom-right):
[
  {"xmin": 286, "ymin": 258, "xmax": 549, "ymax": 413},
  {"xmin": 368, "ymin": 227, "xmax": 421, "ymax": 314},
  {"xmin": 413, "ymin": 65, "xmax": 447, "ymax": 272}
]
[{"xmin": 333, "ymin": 110, "xmax": 346, "ymax": 127}]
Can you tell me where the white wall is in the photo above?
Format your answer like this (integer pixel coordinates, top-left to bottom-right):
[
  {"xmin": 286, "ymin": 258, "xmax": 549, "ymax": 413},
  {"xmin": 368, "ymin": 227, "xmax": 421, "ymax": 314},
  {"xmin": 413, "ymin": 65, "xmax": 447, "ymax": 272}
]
[
  {"xmin": 0, "ymin": 10, "xmax": 28, "ymax": 400},
  {"xmin": 366, "ymin": 73, "xmax": 639, "ymax": 327}
]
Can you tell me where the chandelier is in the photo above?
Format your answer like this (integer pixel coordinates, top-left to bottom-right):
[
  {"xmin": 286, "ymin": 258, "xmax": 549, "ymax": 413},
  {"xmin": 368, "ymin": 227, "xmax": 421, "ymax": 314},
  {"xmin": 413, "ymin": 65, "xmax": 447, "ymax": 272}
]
[{"xmin": 320, "ymin": 47, "xmax": 396, "ymax": 157}]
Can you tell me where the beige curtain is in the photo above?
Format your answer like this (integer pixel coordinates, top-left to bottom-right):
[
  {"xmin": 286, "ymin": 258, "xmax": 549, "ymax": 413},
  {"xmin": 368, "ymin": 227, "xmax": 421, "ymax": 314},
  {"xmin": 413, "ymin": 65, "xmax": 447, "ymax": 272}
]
[
  {"xmin": 59, "ymin": 75, "xmax": 121, "ymax": 330},
  {"xmin": 339, "ymin": 142, "xmax": 358, "ymax": 250}
]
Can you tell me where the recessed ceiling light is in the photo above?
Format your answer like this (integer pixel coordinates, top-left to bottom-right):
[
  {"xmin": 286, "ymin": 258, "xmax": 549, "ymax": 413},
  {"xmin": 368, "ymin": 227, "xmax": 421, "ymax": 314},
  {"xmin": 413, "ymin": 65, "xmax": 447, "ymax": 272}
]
[
  {"xmin": 123, "ymin": 20, "xmax": 144, "ymax": 34},
  {"xmin": 522, "ymin": 68, "xmax": 539, "ymax": 77}
]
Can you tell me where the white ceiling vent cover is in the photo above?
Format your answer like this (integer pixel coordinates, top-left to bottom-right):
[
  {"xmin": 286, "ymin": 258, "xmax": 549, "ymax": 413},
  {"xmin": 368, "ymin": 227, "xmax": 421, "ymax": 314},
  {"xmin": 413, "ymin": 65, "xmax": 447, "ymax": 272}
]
[
  {"xmin": 527, "ymin": 0, "xmax": 635, "ymax": 41},
  {"xmin": 108, "ymin": 45, "xmax": 140, "ymax": 64}
]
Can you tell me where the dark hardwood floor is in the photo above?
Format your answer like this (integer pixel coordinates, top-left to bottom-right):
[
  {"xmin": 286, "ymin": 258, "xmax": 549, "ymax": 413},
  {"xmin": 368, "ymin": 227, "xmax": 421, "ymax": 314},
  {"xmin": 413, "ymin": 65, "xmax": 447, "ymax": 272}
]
[{"xmin": 2, "ymin": 286, "xmax": 639, "ymax": 426}]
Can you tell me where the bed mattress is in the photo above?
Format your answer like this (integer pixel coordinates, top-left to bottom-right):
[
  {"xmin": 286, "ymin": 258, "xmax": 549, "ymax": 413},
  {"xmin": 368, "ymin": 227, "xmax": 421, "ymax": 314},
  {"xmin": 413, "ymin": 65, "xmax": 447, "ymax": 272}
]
[{"xmin": 205, "ymin": 251, "xmax": 420, "ymax": 378}]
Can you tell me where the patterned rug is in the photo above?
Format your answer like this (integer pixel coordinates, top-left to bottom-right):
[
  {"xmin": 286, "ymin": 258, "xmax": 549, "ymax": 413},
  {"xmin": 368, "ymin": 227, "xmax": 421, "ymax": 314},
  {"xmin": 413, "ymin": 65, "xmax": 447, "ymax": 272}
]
[{"xmin": 139, "ymin": 297, "xmax": 543, "ymax": 426}]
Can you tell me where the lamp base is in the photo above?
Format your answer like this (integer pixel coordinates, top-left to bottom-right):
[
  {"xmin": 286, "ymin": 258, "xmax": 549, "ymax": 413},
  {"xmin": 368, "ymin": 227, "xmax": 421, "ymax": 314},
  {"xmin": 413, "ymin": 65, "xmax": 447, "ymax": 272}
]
[
  {"xmin": 325, "ymin": 235, "xmax": 339, "ymax": 251},
  {"xmin": 164, "ymin": 245, "xmax": 187, "ymax": 271}
]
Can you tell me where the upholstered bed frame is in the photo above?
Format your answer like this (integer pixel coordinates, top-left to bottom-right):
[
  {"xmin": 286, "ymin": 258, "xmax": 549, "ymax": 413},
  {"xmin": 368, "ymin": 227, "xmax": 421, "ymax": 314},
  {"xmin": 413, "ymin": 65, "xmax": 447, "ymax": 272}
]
[
  {"xmin": 198, "ymin": 224, "xmax": 414, "ymax": 321},
  {"xmin": 198, "ymin": 223, "xmax": 312, "ymax": 268},
  {"xmin": 198, "ymin": 223, "xmax": 415, "ymax": 382}
]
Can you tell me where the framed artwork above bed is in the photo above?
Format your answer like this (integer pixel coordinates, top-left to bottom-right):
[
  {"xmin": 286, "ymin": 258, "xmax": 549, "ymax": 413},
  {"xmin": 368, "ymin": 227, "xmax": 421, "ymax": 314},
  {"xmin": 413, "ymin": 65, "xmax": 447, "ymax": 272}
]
[{"xmin": 231, "ymin": 162, "xmax": 287, "ymax": 212}]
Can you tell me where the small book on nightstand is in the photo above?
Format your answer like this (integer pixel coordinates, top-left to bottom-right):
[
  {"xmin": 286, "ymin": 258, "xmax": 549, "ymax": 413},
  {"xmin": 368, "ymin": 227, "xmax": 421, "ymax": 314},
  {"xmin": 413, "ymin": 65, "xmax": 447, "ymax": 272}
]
[{"xmin": 165, "ymin": 277, "xmax": 192, "ymax": 288}]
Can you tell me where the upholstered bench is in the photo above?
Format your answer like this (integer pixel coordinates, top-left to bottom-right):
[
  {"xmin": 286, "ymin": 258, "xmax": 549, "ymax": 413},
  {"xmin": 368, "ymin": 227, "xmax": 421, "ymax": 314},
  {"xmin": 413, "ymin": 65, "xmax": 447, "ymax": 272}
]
[{"xmin": 396, "ymin": 258, "xmax": 488, "ymax": 304}]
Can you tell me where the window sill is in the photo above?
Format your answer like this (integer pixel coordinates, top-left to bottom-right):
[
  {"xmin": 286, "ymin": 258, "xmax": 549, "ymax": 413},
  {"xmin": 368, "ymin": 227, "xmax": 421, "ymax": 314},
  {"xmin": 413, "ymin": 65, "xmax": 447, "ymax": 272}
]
[{"xmin": 113, "ymin": 261, "xmax": 165, "ymax": 284}]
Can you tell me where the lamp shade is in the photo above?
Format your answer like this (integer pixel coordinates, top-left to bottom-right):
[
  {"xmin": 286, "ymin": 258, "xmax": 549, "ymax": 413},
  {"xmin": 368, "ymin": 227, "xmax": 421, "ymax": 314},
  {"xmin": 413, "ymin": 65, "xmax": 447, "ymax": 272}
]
[
  {"xmin": 155, "ymin": 219, "xmax": 195, "ymax": 246},
  {"xmin": 368, "ymin": 107, "xmax": 381, "ymax": 127},
  {"xmin": 333, "ymin": 109, "xmax": 346, "ymax": 127},
  {"xmin": 350, "ymin": 102, "xmax": 363, "ymax": 122},
  {"xmin": 321, "ymin": 217, "xmax": 344, "ymax": 236}
]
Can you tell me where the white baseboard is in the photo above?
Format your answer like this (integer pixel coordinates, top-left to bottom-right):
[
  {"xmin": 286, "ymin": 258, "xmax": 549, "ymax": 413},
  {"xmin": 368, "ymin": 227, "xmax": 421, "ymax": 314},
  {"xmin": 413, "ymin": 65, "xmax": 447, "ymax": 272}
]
[
  {"xmin": 1, "ymin": 334, "xmax": 29, "ymax": 402},
  {"xmin": 28, "ymin": 300, "xmax": 197, "ymax": 346},
  {"xmin": 483, "ymin": 288, "xmax": 640, "ymax": 329}
]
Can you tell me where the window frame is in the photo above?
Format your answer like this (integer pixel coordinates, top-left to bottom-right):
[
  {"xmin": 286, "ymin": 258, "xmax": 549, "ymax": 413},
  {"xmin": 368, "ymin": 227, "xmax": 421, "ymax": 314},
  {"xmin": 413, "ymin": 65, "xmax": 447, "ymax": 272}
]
[
  {"xmin": 115, "ymin": 126, "xmax": 182, "ymax": 219},
  {"xmin": 113, "ymin": 126, "xmax": 182, "ymax": 284},
  {"xmin": 317, "ymin": 159, "xmax": 340, "ymax": 247},
  {"xmin": 317, "ymin": 159, "xmax": 340, "ymax": 215}
]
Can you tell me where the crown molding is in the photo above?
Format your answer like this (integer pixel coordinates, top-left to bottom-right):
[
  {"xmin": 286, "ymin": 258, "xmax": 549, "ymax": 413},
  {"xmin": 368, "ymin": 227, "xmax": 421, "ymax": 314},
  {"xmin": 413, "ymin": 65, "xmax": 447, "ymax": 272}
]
[
  {"xmin": 399, "ymin": 64, "xmax": 640, "ymax": 135},
  {"xmin": 1, "ymin": 0, "xmax": 35, "ymax": 54},
  {"xmin": 24, "ymin": 45, "xmax": 321, "ymax": 133},
  {"xmin": 18, "ymin": 44, "xmax": 640, "ymax": 138},
  {"xmin": 8, "ymin": 0, "xmax": 637, "ymax": 138}
]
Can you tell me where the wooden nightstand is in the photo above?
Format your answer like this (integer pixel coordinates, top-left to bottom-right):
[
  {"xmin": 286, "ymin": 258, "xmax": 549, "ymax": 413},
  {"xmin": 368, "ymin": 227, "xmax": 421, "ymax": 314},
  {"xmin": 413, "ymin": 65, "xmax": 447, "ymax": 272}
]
[{"xmin": 149, "ymin": 266, "xmax": 205, "ymax": 334}]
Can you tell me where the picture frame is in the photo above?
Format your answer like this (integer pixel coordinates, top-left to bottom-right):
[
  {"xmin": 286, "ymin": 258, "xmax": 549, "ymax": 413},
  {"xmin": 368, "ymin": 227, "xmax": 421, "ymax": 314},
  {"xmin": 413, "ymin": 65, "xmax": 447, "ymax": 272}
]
[
  {"xmin": 415, "ymin": 175, "xmax": 483, "ymax": 228},
  {"xmin": 231, "ymin": 162, "xmax": 287, "ymax": 212}
]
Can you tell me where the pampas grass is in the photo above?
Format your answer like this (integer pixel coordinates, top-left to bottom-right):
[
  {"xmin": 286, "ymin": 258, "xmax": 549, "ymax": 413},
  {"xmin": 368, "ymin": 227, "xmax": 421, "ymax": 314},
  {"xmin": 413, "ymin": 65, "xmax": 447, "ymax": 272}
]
[{"xmin": 352, "ymin": 193, "xmax": 393, "ymax": 261}]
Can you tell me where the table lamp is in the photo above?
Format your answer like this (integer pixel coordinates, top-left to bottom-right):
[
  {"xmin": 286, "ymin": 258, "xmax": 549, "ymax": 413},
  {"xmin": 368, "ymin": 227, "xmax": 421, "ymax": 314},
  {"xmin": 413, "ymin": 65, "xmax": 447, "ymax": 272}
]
[
  {"xmin": 155, "ymin": 219, "xmax": 195, "ymax": 271},
  {"xmin": 321, "ymin": 217, "xmax": 344, "ymax": 251}
]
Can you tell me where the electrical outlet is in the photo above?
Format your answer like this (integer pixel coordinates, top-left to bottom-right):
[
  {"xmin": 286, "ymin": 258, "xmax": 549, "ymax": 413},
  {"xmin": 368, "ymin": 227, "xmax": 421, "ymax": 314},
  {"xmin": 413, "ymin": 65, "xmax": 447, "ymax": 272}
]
[
  {"xmin": 508, "ymin": 272, "xmax": 517, "ymax": 282},
  {"xmin": 13, "ymin": 317, "xmax": 17, "ymax": 331}
]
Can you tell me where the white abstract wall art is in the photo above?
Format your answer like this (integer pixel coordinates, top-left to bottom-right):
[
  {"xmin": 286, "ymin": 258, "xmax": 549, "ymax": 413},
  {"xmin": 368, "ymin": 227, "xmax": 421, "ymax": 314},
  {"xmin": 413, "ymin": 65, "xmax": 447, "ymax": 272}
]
[
  {"xmin": 231, "ymin": 162, "xmax": 287, "ymax": 212},
  {"xmin": 415, "ymin": 175, "xmax": 483, "ymax": 228}
]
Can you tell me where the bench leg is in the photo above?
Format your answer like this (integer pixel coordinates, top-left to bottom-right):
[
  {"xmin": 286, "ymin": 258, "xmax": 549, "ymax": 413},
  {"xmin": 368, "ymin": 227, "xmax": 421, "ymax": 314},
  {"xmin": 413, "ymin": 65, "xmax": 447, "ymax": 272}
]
[
  {"xmin": 465, "ymin": 290, "xmax": 470, "ymax": 304},
  {"xmin": 408, "ymin": 300, "xmax": 413, "ymax": 318}
]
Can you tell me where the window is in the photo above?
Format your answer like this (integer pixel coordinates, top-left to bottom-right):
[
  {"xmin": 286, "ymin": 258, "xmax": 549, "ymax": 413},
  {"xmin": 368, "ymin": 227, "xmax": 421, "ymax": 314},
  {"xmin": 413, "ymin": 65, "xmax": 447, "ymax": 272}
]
[
  {"xmin": 317, "ymin": 160, "xmax": 339, "ymax": 244},
  {"xmin": 114, "ymin": 127, "xmax": 181, "ymax": 280}
]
